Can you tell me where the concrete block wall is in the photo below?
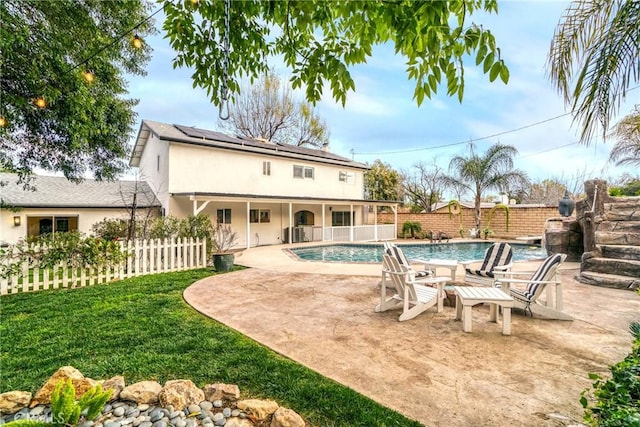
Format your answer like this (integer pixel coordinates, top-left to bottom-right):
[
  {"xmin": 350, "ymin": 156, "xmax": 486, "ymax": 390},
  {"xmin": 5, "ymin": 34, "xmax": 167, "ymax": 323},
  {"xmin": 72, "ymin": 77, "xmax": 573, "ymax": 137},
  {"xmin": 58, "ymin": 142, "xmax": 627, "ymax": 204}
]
[{"xmin": 372, "ymin": 206, "xmax": 561, "ymax": 239}]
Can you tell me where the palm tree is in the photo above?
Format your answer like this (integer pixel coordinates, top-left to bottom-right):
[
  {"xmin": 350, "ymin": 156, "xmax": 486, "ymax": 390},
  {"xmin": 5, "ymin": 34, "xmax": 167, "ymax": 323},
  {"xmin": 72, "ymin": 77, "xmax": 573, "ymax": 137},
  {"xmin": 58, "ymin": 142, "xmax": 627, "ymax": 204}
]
[
  {"xmin": 445, "ymin": 143, "xmax": 528, "ymax": 231},
  {"xmin": 609, "ymin": 106, "xmax": 640, "ymax": 166},
  {"xmin": 547, "ymin": 0, "xmax": 639, "ymax": 145}
]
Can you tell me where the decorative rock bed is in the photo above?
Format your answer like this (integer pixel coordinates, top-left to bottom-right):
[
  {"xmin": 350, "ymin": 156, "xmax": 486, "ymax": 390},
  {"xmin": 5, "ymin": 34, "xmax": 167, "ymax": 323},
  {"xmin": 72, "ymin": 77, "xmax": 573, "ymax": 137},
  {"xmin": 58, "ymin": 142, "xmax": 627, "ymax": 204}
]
[{"xmin": 0, "ymin": 367, "xmax": 306, "ymax": 427}]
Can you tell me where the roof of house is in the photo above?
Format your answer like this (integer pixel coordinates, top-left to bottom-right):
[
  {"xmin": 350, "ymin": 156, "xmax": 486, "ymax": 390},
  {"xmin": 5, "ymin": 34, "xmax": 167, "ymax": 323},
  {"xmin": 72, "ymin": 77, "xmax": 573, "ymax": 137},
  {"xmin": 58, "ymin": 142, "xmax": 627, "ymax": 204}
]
[
  {"xmin": 130, "ymin": 120, "xmax": 369, "ymax": 170},
  {"xmin": 0, "ymin": 173, "xmax": 161, "ymax": 208}
]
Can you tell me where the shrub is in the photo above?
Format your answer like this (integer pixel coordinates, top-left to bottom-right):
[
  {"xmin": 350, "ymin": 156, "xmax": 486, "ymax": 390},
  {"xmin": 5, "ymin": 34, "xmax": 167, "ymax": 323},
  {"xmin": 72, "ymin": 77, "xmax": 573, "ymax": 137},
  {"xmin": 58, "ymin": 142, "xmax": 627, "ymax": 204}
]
[
  {"xmin": 581, "ymin": 321, "xmax": 640, "ymax": 426},
  {"xmin": 401, "ymin": 221, "xmax": 421, "ymax": 238},
  {"xmin": 5, "ymin": 379, "xmax": 111, "ymax": 427}
]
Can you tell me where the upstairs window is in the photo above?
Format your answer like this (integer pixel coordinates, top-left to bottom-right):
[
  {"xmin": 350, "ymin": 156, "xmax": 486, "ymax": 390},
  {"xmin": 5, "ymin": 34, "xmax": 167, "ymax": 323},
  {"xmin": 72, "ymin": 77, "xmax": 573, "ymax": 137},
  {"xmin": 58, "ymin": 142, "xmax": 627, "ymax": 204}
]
[
  {"xmin": 293, "ymin": 165, "xmax": 314, "ymax": 179},
  {"xmin": 263, "ymin": 161, "xmax": 271, "ymax": 176},
  {"xmin": 339, "ymin": 171, "xmax": 355, "ymax": 184}
]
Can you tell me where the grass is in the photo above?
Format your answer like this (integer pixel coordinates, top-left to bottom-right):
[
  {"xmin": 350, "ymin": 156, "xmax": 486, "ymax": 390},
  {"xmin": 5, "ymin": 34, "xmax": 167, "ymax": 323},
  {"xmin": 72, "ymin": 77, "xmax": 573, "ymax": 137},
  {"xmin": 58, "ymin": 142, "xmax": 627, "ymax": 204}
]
[{"xmin": 0, "ymin": 268, "xmax": 422, "ymax": 427}]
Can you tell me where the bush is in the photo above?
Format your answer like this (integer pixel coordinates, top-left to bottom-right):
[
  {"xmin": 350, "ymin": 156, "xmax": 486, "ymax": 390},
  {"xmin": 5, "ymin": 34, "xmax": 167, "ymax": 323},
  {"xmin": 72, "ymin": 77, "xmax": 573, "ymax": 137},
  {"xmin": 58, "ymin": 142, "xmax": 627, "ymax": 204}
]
[
  {"xmin": 581, "ymin": 322, "xmax": 640, "ymax": 426},
  {"xmin": 401, "ymin": 221, "xmax": 421, "ymax": 238}
]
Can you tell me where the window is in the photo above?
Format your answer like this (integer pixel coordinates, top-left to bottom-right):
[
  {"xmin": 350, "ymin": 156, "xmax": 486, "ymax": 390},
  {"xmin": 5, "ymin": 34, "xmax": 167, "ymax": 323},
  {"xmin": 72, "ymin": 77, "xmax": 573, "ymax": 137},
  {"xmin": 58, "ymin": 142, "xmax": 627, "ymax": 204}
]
[
  {"xmin": 263, "ymin": 161, "xmax": 271, "ymax": 176},
  {"xmin": 339, "ymin": 171, "xmax": 355, "ymax": 184},
  {"xmin": 157, "ymin": 155, "xmax": 160, "ymax": 172},
  {"xmin": 217, "ymin": 208, "xmax": 232, "ymax": 224},
  {"xmin": 250, "ymin": 209, "xmax": 270, "ymax": 223},
  {"xmin": 331, "ymin": 211, "xmax": 354, "ymax": 226},
  {"xmin": 26, "ymin": 216, "xmax": 78, "ymax": 237},
  {"xmin": 293, "ymin": 165, "xmax": 314, "ymax": 179}
]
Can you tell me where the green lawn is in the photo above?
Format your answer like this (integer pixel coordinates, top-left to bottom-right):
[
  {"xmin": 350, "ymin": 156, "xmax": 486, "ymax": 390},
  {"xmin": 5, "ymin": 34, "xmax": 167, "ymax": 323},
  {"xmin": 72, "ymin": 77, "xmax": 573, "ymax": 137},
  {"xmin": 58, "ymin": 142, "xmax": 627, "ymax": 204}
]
[{"xmin": 0, "ymin": 268, "xmax": 421, "ymax": 427}]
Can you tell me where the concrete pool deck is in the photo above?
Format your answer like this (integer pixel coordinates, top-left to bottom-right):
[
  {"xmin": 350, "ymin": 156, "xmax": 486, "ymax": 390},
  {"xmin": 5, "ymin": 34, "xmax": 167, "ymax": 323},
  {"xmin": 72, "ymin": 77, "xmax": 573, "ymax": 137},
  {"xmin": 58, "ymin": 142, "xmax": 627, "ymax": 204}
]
[{"xmin": 183, "ymin": 241, "xmax": 640, "ymax": 426}]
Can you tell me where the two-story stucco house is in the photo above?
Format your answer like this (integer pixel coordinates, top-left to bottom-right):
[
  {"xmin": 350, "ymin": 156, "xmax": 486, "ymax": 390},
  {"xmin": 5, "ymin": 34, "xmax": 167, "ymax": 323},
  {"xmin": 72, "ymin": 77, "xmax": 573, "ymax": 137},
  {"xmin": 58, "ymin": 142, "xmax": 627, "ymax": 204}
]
[{"xmin": 130, "ymin": 120, "xmax": 397, "ymax": 248}]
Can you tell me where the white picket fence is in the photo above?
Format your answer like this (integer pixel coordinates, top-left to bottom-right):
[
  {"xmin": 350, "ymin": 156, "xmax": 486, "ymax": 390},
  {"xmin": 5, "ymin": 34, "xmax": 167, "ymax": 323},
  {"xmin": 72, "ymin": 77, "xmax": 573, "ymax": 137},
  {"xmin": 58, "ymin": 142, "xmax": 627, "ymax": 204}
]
[{"xmin": 0, "ymin": 237, "xmax": 208, "ymax": 295}]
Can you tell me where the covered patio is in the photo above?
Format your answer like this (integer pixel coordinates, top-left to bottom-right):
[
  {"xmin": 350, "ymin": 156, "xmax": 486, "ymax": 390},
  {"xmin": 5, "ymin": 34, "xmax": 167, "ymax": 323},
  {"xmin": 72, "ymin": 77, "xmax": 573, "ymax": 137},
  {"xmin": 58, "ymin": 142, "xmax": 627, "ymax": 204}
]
[{"xmin": 173, "ymin": 192, "xmax": 399, "ymax": 248}]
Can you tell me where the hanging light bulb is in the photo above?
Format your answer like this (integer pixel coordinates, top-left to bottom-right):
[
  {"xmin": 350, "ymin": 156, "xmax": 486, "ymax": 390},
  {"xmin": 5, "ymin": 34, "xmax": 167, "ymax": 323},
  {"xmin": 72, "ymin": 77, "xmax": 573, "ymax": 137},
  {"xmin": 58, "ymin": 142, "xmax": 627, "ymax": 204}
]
[
  {"xmin": 34, "ymin": 97, "xmax": 47, "ymax": 108},
  {"xmin": 0, "ymin": 116, "xmax": 6, "ymax": 127},
  {"xmin": 83, "ymin": 70, "xmax": 95, "ymax": 83},
  {"xmin": 132, "ymin": 34, "xmax": 143, "ymax": 49}
]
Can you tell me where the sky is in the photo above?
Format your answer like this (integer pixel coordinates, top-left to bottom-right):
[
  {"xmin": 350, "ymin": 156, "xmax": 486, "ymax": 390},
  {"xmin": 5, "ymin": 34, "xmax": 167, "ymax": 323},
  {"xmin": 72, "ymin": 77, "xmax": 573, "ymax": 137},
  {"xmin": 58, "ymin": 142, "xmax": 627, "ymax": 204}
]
[{"xmin": 126, "ymin": 0, "xmax": 640, "ymax": 193}]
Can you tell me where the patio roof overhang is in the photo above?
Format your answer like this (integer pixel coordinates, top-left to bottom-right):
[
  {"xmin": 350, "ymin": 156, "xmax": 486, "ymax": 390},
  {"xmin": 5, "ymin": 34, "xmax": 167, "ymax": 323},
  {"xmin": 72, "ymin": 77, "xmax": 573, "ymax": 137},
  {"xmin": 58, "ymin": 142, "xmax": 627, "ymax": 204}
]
[{"xmin": 170, "ymin": 191, "xmax": 399, "ymax": 208}]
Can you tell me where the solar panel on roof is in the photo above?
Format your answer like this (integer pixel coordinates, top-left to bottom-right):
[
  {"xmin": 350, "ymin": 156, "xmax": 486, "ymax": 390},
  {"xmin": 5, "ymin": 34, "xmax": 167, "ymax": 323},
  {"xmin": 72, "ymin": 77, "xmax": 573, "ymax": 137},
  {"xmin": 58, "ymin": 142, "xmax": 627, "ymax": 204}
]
[{"xmin": 173, "ymin": 124, "xmax": 353, "ymax": 163}]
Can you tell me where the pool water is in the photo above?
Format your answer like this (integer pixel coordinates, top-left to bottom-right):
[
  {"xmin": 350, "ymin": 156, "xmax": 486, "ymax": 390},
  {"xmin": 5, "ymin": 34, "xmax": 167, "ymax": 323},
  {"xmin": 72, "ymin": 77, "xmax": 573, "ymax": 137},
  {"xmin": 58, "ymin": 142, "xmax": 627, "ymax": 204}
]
[{"xmin": 290, "ymin": 242, "xmax": 546, "ymax": 263}]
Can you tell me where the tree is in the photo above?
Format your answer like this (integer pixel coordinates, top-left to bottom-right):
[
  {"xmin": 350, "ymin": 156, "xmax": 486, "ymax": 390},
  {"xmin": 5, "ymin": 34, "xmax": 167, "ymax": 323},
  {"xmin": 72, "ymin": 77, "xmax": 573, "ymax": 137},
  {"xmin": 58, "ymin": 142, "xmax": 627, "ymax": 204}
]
[
  {"xmin": 0, "ymin": 0, "xmax": 155, "ymax": 182},
  {"xmin": 364, "ymin": 160, "xmax": 403, "ymax": 204},
  {"xmin": 548, "ymin": 0, "xmax": 639, "ymax": 145},
  {"xmin": 609, "ymin": 106, "xmax": 640, "ymax": 166},
  {"xmin": 444, "ymin": 143, "xmax": 528, "ymax": 230},
  {"xmin": 220, "ymin": 73, "xmax": 330, "ymax": 147},
  {"xmin": 522, "ymin": 179, "xmax": 569, "ymax": 205},
  {"xmin": 163, "ymin": 1, "xmax": 509, "ymax": 109},
  {"xmin": 402, "ymin": 161, "xmax": 447, "ymax": 212}
]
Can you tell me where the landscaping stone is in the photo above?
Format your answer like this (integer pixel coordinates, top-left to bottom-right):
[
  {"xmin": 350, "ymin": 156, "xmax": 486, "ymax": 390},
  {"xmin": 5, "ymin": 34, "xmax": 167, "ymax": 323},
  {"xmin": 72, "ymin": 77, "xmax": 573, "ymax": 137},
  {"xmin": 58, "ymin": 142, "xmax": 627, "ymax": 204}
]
[
  {"xmin": 202, "ymin": 384, "xmax": 239, "ymax": 402},
  {"xmin": 270, "ymin": 407, "xmax": 305, "ymax": 427},
  {"xmin": 31, "ymin": 366, "xmax": 98, "ymax": 407},
  {"xmin": 159, "ymin": 381, "xmax": 204, "ymax": 412},
  {"xmin": 102, "ymin": 376, "xmax": 126, "ymax": 401},
  {"xmin": 1, "ymin": 367, "xmax": 308, "ymax": 427},
  {"xmin": 120, "ymin": 381, "xmax": 163, "ymax": 405},
  {"xmin": 0, "ymin": 391, "xmax": 32, "ymax": 415},
  {"xmin": 235, "ymin": 400, "xmax": 278, "ymax": 422}
]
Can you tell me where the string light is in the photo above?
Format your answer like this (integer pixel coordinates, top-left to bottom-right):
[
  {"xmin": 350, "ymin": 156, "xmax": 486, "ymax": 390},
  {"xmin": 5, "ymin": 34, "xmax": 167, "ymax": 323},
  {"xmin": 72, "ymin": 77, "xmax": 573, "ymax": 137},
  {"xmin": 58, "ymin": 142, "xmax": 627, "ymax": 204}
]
[
  {"xmin": 132, "ymin": 34, "xmax": 143, "ymax": 49},
  {"xmin": 34, "ymin": 97, "xmax": 47, "ymax": 108},
  {"xmin": 0, "ymin": 116, "xmax": 6, "ymax": 127},
  {"xmin": 83, "ymin": 70, "xmax": 95, "ymax": 83}
]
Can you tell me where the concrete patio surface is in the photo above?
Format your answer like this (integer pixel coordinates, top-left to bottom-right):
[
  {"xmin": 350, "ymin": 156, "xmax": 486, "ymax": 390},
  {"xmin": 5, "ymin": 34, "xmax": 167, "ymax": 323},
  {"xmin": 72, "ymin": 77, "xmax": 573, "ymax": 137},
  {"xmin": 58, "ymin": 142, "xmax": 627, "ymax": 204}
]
[{"xmin": 183, "ymin": 242, "xmax": 640, "ymax": 426}]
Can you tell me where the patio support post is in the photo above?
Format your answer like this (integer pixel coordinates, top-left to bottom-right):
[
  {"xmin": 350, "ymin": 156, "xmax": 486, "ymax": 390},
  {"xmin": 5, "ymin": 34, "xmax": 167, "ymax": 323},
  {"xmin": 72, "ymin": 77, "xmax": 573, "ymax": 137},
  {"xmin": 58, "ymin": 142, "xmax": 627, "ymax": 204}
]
[
  {"xmin": 246, "ymin": 202, "xmax": 251, "ymax": 249},
  {"xmin": 374, "ymin": 205, "xmax": 378, "ymax": 241},
  {"xmin": 288, "ymin": 202, "xmax": 293, "ymax": 244},
  {"xmin": 350, "ymin": 204, "xmax": 354, "ymax": 242},
  {"xmin": 392, "ymin": 204, "xmax": 398, "ymax": 240},
  {"xmin": 321, "ymin": 203, "xmax": 326, "ymax": 241}
]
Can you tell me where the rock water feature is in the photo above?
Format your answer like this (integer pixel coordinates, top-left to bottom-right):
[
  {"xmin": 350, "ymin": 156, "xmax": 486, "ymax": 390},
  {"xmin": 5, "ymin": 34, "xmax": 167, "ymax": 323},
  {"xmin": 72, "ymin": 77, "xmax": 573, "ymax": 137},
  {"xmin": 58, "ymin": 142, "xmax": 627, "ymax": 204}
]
[{"xmin": 0, "ymin": 367, "xmax": 305, "ymax": 427}]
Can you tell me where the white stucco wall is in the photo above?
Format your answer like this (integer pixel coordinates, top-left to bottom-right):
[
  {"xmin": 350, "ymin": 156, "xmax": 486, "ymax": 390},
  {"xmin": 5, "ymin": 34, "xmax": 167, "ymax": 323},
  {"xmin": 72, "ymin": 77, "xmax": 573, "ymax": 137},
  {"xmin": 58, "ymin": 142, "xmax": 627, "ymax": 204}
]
[
  {"xmin": 136, "ymin": 133, "xmax": 170, "ymax": 213},
  {"xmin": 166, "ymin": 143, "xmax": 365, "ymax": 199}
]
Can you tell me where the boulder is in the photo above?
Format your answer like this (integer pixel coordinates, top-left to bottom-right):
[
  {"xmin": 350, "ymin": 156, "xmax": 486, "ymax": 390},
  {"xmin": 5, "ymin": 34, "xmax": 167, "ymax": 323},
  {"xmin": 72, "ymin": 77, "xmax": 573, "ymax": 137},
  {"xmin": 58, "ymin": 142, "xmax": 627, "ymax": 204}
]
[
  {"xmin": 224, "ymin": 418, "xmax": 255, "ymax": 427},
  {"xmin": 101, "ymin": 376, "xmax": 126, "ymax": 401},
  {"xmin": 236, "ymin": 399, "xmax": 279, "ymax": 421},
  {"xmin": 270, "ymin": 407, "xmax": 305, "ymax": 427},
  {"xmin": 0, "ymin": 391, "xmax": 32, "ymax": 415},
  {"xmin": 120, "ymin": 381, "xmax": 163, "ymax": 404},
  {"xmin": 158, "ymin": 380, "xmax": 204, "ymax": 410},
  {"xmin": 203, "ymin": 383, "xmax": 240, "ymax": 402},
  {"xmin": 31, "ymin": 366, "xmax": 97, "ymax": 407}
]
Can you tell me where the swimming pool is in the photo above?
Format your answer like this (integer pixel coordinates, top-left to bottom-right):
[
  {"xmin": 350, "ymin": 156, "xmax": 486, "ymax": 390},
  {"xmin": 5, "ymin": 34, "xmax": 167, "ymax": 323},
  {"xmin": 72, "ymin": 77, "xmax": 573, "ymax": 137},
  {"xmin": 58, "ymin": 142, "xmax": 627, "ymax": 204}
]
[{"xmin": 289, "ymin": 242, "xmax": 546, "ymax": 263}]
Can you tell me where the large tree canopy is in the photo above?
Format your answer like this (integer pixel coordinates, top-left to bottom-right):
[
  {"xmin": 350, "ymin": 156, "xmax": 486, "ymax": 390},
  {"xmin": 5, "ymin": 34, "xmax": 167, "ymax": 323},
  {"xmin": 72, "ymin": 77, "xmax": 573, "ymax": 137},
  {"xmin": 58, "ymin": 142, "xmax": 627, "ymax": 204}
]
[
  {"xmin": 220, "ymin": 73, "xmax": 330, "ymax": 148},
  {"xmin": 163, "ymin": 0, "xmax": 509, "ymax": 109},
  {"xmin": 0, "ymin": 0, "xmax": 155, "ymax": 182},
  {"xmin": 548, "ymin": 0, "xmax": 639, "ymax": 145}
]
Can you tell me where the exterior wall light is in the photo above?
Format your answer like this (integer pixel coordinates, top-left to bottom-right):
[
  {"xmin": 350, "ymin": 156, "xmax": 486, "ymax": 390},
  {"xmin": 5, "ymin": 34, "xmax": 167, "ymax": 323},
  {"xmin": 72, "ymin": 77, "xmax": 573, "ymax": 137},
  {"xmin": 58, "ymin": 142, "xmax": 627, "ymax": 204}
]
[{"xmin": 13, "ymin": 216, "xmax": 21, "ymax": 226}]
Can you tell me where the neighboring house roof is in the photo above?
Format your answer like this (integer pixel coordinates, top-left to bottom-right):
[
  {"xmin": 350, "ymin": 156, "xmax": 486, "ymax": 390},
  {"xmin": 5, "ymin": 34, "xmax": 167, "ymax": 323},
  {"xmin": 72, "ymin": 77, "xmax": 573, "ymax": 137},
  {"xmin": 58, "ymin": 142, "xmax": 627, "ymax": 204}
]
[
  {"xmin": 130, "ymin": 120, "xmax": 370, "ymax": 170},
  {"xmin": 0, "ymin": 173, "xmax": 161, "ymax": 209}
]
